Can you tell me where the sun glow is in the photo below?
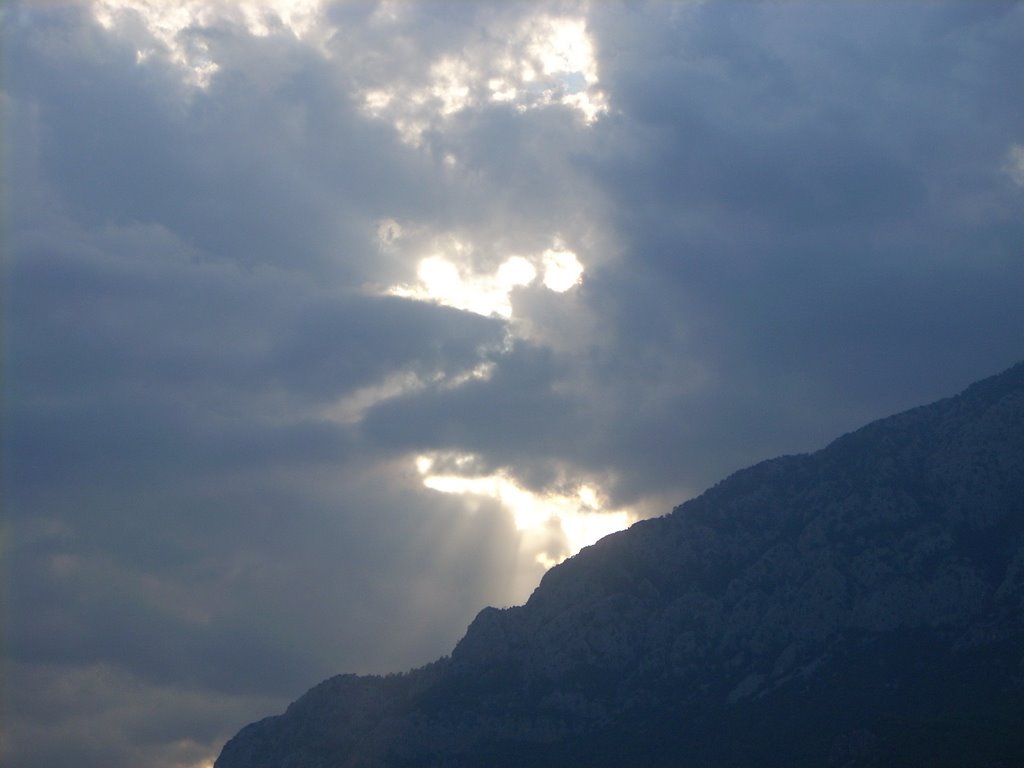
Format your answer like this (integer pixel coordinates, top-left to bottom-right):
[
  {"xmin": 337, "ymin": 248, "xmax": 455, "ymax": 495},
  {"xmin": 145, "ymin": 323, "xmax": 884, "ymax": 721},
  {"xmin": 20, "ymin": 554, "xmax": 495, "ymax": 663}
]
[
  {"xmin": 380, "ymin": 226, "xmax": 584, "ymax": 320},
  {"xmin": 541, "ymin": 245, "xmax": 584, "ymax": 292},
  {"xmin": 416, "ymin": 454, "xmax": 633, "ymax": 568},
  {"xmin": 388, "ymin": 254, "xmax": 537, "ymax": 319}
]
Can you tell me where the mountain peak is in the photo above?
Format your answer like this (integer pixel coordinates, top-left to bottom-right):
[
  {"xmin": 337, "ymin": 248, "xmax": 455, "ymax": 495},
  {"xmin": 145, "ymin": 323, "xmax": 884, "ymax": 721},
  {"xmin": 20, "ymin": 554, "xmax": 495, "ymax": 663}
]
[{"xmin": 217, "ymin": 361, "xmax": 1024, "ymax": 767}]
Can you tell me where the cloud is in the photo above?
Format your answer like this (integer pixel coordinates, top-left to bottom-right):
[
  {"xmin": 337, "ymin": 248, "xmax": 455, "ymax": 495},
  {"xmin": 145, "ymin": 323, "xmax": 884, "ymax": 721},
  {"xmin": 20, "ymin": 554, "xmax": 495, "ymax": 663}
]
[
  {"xmin": 5, "ymin": 2, "xmax": 1024, "ymax": 767},
  {"xmin": 1007, "ymin": 144, "xmax": 1024, "ymax": 188},
  {"xmin": 352, "ymin": 6, "xmax": 608, "ymax": 144},
  {"xmin": 6, "ymin": 660, "xmax": 285, "ymax": 768}
]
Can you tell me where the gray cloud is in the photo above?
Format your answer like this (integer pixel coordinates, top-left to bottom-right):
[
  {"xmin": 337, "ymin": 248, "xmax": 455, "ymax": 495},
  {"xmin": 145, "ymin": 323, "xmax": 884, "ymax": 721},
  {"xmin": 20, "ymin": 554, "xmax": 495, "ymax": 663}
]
[{"xmin": 4, "ymin": 2, "xmax": 1024, "ymax": 767}]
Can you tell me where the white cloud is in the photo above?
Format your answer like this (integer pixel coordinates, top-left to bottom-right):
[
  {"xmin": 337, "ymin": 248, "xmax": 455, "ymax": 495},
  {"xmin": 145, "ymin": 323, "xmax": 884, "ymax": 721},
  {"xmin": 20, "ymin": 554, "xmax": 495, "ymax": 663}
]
[
  {"xmin": 355, "ymin": 10, "xmax": 608, "ymax": 145},
  {"xmin": 320, "ymin": 359, "xmax": 498, "ymax": 426},
  {"xmin": 321, "ymin": 370, "xmax": 427, "ymax": 425},
  {"xmin": 91, "ymin": 0, "xmax": 328, "ymax": 88},
  {"xmin": 90, "ymin": 3, "xmax": 607, "ymax": 142},
  {"xmin": 1006, "ymin": 143, "xmax": 1024, "ymax": 187}
]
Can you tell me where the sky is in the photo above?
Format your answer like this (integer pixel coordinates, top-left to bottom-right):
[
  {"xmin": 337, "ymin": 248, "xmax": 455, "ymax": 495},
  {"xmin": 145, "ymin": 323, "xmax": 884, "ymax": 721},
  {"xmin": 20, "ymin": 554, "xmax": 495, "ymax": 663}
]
[{"xmin": 2, "ymin": 1, "xmax": 1023, "ymax": 766}]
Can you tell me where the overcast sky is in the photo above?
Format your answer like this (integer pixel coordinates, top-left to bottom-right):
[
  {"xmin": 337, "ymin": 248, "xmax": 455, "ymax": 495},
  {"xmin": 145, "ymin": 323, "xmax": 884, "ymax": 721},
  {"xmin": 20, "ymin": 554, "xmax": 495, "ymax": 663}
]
[{"xmin": 3, "ymin": 1, "xmax": 1023, "ymax": 766}]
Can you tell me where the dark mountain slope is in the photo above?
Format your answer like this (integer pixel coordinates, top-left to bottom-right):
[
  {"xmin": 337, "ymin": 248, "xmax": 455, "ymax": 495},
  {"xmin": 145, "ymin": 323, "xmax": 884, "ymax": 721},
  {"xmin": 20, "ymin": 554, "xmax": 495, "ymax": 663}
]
[{"xmin": 217, "ymin": 361, "xmax": 1024, "ymax": 767}]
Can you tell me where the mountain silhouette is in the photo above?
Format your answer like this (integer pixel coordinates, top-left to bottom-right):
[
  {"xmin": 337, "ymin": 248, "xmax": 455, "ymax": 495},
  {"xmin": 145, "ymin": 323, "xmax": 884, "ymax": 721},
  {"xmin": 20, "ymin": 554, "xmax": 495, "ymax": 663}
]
[{"xmin": 217, "ymin": 361, "xmax": 1024, "ymax": 767}]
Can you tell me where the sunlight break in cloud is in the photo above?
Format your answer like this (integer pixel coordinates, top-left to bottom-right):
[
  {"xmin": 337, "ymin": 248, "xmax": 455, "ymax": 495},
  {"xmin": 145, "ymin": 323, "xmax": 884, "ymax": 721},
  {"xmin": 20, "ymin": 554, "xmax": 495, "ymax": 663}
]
[
  {"xmin": 389, "ymin": 254, "xmax": 538, "ymax": 320},
  {"xmin": 92, "ymin": 0, "xmax": 326, "ymax": 88},
  {"xmin": 381, "ymin": 227, "xmax": 584, "ymax": 320},
  {"xmin": 541, "ymin": 244, "xmax": 585, "ymax": 292},
  {"xmin": 416, "ymin": 453, "xmax": 633, "ymax": 569},
  {"xmin": 359, "ymin": 12, "xmax": 608, "ymax": 145}
]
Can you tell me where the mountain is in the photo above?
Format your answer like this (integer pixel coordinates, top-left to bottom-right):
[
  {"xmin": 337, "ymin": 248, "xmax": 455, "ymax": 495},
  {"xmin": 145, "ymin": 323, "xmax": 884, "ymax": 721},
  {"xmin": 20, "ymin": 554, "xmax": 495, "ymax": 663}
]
[{"xmin": 216, "ymin": 362, "xmax": 1024, "ymax": 767}]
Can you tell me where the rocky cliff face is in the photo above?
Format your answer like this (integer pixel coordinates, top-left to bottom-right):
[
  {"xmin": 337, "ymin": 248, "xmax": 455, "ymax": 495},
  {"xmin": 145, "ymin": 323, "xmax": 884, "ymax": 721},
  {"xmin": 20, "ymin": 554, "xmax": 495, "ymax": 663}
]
[{"xmin": 217, "ymin": 362, "xmax": 1024, "ymax": 767}]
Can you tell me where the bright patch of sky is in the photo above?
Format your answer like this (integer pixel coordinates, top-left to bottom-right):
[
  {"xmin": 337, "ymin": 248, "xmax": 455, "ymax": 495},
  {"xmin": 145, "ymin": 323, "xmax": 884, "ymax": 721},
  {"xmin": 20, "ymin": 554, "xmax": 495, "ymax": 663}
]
[
  {"xmin": 359, "ymin": 12, "xmax": 608, "ymax": 145},
  {"xmin": 381, "ymin": 226, "xmax": 584, "ymax": 320},
  {"xmin": 375, "ymin": 217, "xmax": 607, "ymax": 554},
  {"xmin": 416, "ymin": 453, "xmax": 634, "ymax": 569},
  {"xmin": 541, "ymin": 246, "xmax": 584, "ymax": 292},
  {"xmin": 388, "ymin": 253, "xmax": 537, "ymax": 319},
  {"xmin": 92, "ymin": 3, "xmax": 608, "ymax": 140},
  {"xmin": 91, "ymin": 0, "xmax": 326, "ymax": 87}
]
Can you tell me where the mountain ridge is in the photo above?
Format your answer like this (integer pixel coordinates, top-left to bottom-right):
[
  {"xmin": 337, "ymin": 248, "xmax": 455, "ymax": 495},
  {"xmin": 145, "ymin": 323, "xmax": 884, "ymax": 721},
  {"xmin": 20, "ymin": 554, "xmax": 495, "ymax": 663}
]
[{"xmin": 217, "ymin": 360, "xmax": 1024, "ymax": 767}]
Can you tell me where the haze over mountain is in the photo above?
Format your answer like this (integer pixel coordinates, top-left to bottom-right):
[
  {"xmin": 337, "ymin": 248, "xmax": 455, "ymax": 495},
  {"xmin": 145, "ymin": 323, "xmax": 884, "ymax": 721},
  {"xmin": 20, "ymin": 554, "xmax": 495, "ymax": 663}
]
[{"xmin": 216, "ymin": 361, "xmax": 1024, "ymax": 767}]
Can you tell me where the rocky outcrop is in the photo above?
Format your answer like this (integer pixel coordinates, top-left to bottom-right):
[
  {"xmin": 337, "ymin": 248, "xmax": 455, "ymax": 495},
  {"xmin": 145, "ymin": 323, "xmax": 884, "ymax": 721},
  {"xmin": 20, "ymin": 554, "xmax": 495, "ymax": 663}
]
[{"xmin": 217, "ymin": 362, "xmax": 1024, "ymax": 767}]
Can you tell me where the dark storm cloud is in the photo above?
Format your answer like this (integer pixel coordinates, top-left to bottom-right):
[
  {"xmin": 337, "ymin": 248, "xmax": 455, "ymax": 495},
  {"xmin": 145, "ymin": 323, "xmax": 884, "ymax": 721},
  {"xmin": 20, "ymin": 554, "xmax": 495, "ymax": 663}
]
[
  {"xmin": 4, "ymin": 2, "xmax": 1024, "ymax": 768},
  {"xmin": 344, "ymin": 0, "xmax": 1024, "ymax": 509},
  {"xmin": 4, "ymin": 5, "xmax": 526, "ymax": 765},
  {"xmin": 5, "ymin": 227, "xmax": 505, "ymax": 490},
  {"xmin": 540, "ymin": 0, "xmax": 1024, "ymax": 499},
  {"xmin": 6, "ymin": 2, "xmax": 445, "ymax": 279},
  {"xmin": 363, "ymin": 341, "xmax": 578, "ymax": 456}
]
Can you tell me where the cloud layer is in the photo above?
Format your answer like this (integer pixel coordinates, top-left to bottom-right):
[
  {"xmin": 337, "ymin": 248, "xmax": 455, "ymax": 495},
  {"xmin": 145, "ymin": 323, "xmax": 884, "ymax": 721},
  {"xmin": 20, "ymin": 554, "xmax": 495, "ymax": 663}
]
[{"xmin": 4, "ymin": 2, "xmax": 1023, "ymax": 766}]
